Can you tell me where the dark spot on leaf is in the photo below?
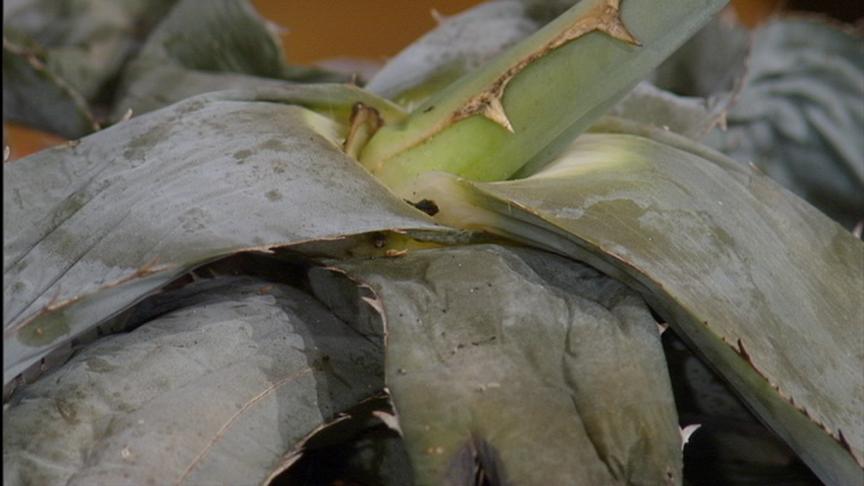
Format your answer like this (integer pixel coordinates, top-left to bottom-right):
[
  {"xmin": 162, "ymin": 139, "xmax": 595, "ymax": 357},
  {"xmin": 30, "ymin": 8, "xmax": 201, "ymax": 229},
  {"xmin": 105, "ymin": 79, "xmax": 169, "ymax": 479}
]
[
  {"xmin": 470, "ymin": 336, "xmax": 496, "ymax": 346},
  {"xmin": 55, "ymin": 398, "xmax": 77, "ymax": 424},
  {"xmin": 19, "ymin": 317, "xmax": 70, "ymax": 347},
  {"xmin": 232, "ymin": 149, "xmax": 253, "ymax": 161},
  {"xmin": 423, "ymin": 105, "xmax": 435, "ymax": 113},
  {"xmin": 178, "ymin": 99, "xmax": 206, "ymax": 114},
  {"xmin": 266, "ymin": 190, "xmax": 283, "ymax": 201},
  {"xmin": 261, "ymin": 138, "xmax": 288, "ymax": 151},
  {"xmin": 86, "ymin": 357, "xmax": 115, "ymax": 373},
  {"xmin": 409, "ymin": 199, "xmax": 439, "ymax": 216},
  {"xmin": 123, "ymin": 123, "xmax": 171, "ymax": 161}
]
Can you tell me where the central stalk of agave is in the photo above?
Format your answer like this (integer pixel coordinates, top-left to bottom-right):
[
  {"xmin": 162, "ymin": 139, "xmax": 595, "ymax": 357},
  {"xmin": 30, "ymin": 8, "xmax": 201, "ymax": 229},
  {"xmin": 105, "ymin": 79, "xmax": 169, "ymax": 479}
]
[{"xmin": 354, "ymin": 0, "xmax": 728, "ymax": 201}]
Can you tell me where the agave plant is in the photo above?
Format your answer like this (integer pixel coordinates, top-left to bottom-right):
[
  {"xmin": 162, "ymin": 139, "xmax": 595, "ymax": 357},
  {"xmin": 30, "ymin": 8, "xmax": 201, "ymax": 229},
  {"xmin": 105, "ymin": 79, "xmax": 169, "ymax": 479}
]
[{"xmin": 3, "ymin": 0, "xmax": 863, "ymax": 484}]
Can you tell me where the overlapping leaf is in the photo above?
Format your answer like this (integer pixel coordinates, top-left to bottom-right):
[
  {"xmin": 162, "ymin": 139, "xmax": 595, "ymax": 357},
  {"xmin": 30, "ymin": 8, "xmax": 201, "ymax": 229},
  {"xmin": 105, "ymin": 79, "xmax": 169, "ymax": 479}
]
[
  {"xmin": 2, "ymin": 86, "xmax": 436, "ymax": 388},
  {"xmin": 3, "ymin": 276, "xmax": 385, "ymax": 485},
  {"xmin": 110, "ymin": 0, "xmax": 342, "ymax": 120},
  {"xmin": 311, "ymin": 245, "xmax": 683, "ymax": 485},
  {"xmin": 2, "ymin": 0, "xmax": 177, "ymax": 136},
  {"xmin": 365, "ymin": 0, "xmax": 541, "ymax": 107},
  {"xmin": 417, "ymin": 127, "xmax": 864, "ymax": 484},
  {"xmin": 704, "ymin": 18, "xmax": 864, "ymax": 227},
  {"xmin": 2, "ymin": 0, "xmax": 341, "ymax": 136}
]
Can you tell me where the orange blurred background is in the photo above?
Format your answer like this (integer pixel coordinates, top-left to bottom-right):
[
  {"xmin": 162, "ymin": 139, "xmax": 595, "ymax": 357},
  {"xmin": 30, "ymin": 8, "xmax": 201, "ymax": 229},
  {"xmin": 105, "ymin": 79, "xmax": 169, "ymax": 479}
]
[
  {"xmin": 0, "ymin": 0, "xmax": 808, "ymax": 160},
  {"xmin": 257, "ymin": 0, "xmax": 790, "ymax": 65}
]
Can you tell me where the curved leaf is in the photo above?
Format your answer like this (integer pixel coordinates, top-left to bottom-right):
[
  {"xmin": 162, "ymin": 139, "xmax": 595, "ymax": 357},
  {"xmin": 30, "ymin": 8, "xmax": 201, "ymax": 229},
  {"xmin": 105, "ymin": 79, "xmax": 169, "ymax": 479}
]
[
  {"xmin": 3, "ymin": 276, "xmax": 384, "ymax": 485},
  {"xmin": 3, "ymin": 87, "xmax": 436, "ymax": 388},
  {"xmin": 111, "ymin": 0, "xmax": 343, "ymax": 120},
  {"xmin": 2, "ymin": 32, "xmax": 100, "ymax": 138},
  {"xmin": 2, "ymin": 0, "xmax": 177, "ymax": 136},
  {"xmin": 649, "ymin": 15, "xmax": 863, "ymax": 227},
  {"xmin": 311, "ymin": 245, "xmax": 682, "ymax": 485},
  {"xmin": 607, "ymin": 81, "xmax": 733, "ymax": 140},
  {"xmin": 418, "ymin": 129, "xmax": 864, "ymax": 484},
  {"xmin": 705, "ymin": 18, "xmax": 864, "ymax": 228}
]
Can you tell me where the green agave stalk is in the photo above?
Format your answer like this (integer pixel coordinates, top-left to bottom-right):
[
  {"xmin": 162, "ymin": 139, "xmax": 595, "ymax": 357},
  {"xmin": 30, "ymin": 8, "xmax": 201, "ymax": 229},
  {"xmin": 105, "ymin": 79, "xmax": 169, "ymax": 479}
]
[{"xmin": 359, "ymin": 0, "xmax": 727, "ymax": 197}]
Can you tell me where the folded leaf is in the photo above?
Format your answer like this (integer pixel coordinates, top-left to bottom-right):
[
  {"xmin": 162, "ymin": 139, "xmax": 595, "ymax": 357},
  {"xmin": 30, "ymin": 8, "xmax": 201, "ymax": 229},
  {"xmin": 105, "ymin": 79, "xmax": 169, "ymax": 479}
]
[
  {"xmin": 3, "ymin": 276, "xmax": 385, "ymax": 485},
  {"xmin": 417, "ymin": 129, "xmax": 864, "ymax": 484},
  {"xmin": 311, "ymin": 245, "xmax": 682, "ymax": 485},
  {"xmin": 3, "ymin": 87, "xmax": 436, "ymax": 388}
]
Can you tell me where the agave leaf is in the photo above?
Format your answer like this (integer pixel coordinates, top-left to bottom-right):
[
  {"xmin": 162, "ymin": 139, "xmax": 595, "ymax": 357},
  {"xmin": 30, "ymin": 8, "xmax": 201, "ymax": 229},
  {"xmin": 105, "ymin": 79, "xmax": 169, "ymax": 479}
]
[
  {"xmin": 310, "ymin": 245, "xmax": 682, "ymax": 485},
  {"xmin": 417, "ymin": 127, "xmax": 864, "ymax": 484},
  {"xmin": 2, "ymin": 0, "xmax": 178, "ymax": 137},
  {"xmin": 364, "ymin": 0, "xmax": 600, "ymax": 109},
  {"xmin": 367, "ymin": 1, "xmax": 744, "ymax": 142},
  {"xmin": 361, "ymin": 0, "xmax": 729, "ymax": 195},
  {"xmin": 648, "ymin": 15, "xmax": 863, "ymax": 227},
  {"xmin": 604, "ymin": 14, "xmax": 750, "ymax": 141},
  {"xmin": 111, "ymin": 0, "xmax": 342, "ymax": 120},
  {"xmin": 2, "ymin": 86, "xmax": 436, "ymax": 388},
  {"xmin": 651, "ymin": 12, "xmax": 750, "ymax": 106},
  {"xmin": 2, "ymin": 0, "xmax": 342, "ymax": 136},
  {"xmin": 607, "ymin": 81, "xmax": 734, "ymax": 139},
  {"xmin": 703, "ymin": 18, "xmax": 864, "ymax": 228},
  {"xmin": 2, "ymin": 33, "xmax": 99, "ymax": 139},
  {"xmin": 3, "ymin": 276, "xmax": 385, "ymax": 485},
  {"xmin": 365, "ymin": 0, "xmax": 541, "ymax": 107}
]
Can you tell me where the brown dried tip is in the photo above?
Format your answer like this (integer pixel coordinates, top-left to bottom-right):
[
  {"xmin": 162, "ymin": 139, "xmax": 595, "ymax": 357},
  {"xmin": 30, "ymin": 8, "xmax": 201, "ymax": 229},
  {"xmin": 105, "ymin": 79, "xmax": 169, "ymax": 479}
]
[{"xmin": 736, "ymin": 338, "xmax": 753, "ymax": 364}]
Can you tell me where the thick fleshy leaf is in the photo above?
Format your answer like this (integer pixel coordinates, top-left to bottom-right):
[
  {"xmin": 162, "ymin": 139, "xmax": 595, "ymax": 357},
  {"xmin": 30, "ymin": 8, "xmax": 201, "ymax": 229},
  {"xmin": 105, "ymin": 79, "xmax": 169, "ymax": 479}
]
[
  {"xmin": 2, "ymin": 0, "xmax": 341, "ymax": 136},
  {"xmin": 601, "ymin": 14, "xmax": 749, "ymax": 140},
  {"xmin": 3, "ymin": 86, "xmax": 436, "ymax": 388},
  {"xmin": 111, "ymin": 0, "xmax": 342, "ymax": 120},
  {"xmin": 365, "ymin": 0, "xmax": 541, "ymax": 107},
  {"xmin": 608, "ymin": 81, "xmax": 733, "ymax": 140},
  {"xmin": 2, "ymin": 0, "xmax": 178, "ymax": 136},
  {"xmin": 310, "ymin": 245, "xmax": 683, "ymax": 485},
  {"xmin": 704, "ymin": 18, "xmax": 864, "ymax": 228},
  {"xmin": 418, "ymin": 129, "xmax": 864, "ymax": 484},
  {"xmin": 649, "ymin": 15, "xmax": 863, "ymax": 227},
  {"xmin": 365, "ymin": 0, "xmax": 740, "ymax": 142},
  {"xmin": 361, "ymin": 0, "xmax": 729, "ymax": 194},
  {"xmin": 3, "ymin": 276, "xmax": 385, "ymax": 485},
  {"xmin": 2, "ymin": 33, "xmax": 100, "ymax": 138},
  {"xmin": 651, "ymin": 12, "xmax": 749, "ymax": 107}
]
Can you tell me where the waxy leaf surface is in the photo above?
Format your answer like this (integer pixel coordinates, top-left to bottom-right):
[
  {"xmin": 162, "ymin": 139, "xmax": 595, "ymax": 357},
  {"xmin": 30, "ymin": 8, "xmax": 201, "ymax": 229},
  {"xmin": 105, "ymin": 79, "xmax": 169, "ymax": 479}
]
[
  {"xmin": 3, "ymin": 277, "xmax": 385, "ymax": 485},
  {"xmin": 312, "ymin": 245, "xmax": 682, "ymax": 485},
  {"xmin": 421, "ymin": 131, "xmax": 864, "ymax": 484},
  {"xmin": 3, "ymin": 87, "xmax": 437, "ymax": 388}
]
